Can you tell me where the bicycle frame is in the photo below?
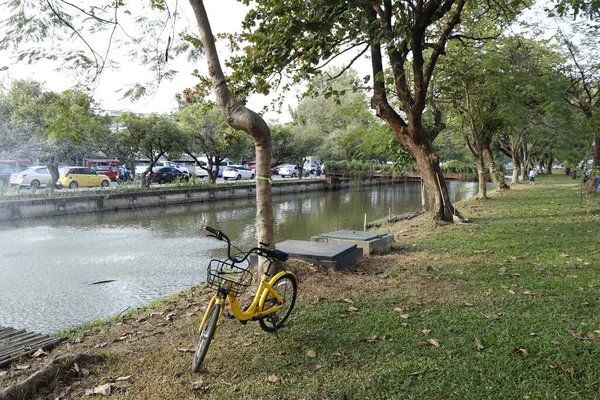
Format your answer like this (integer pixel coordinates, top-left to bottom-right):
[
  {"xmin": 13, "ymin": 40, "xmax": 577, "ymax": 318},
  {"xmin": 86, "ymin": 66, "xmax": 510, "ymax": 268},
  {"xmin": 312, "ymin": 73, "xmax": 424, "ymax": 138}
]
[{"xmin": 198, "ymin": 270, "xmax": 289, "ymax": 332}]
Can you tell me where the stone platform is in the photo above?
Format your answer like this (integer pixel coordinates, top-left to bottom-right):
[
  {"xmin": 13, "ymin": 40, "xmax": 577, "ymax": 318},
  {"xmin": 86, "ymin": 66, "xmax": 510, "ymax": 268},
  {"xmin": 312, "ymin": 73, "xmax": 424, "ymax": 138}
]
[
  {"xmin": 274, "ymin": 240, "xmax": 363, "ymax": 270},
  {"xmin": 311, "ymin": 230, "xmax": 394, "ymax": 256}
]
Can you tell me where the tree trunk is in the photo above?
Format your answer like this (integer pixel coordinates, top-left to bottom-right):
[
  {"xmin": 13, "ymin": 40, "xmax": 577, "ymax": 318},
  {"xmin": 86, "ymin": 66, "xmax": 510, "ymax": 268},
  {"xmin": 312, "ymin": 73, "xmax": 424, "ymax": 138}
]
[
  {"xmin": 511, "ymin": 153, "xmax": 519, "ymax": 184},
  {"xmin": 0, "ymin": 353, "xmax": 104, "ymax": 400},
  {"xmin": 405, "ymin": 136, "xmax": 460, "ymax": 221},
  {"xmin": 475, "ymin": 153, "xmax": 487, "ymax": 200},
  {"xmin": 190, "ymin": 0, "xmax": 274, "ymax": 274},
  {"xmin": 590, "ymin": 134, "xmax": 600, "ymax": 192},
  {"xmin": 483, "ymin": 144, "xmax": 510, "ymax": 191},
  {"xmin": 46, "ymin": 162, "xmax": 60, "ymax": 191}
]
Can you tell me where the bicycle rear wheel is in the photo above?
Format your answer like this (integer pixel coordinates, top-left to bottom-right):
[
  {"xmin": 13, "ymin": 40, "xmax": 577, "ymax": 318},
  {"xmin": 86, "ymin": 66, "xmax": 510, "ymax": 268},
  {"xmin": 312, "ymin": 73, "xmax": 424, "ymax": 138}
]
[
  {"xmin": 192, "ymin": 302, "xmax": 221, "ymax": 372},
  {"xmin": 259, "ymin": 272, "xmax": 297, "ymax": 332}
]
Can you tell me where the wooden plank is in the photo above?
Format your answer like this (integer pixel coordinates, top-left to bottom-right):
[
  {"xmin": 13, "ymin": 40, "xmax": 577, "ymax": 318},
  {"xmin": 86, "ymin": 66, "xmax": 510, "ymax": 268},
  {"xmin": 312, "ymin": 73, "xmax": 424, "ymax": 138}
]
[{"xmin": 0, "ymin": 326, "xmax": 64, "ymax": 368}]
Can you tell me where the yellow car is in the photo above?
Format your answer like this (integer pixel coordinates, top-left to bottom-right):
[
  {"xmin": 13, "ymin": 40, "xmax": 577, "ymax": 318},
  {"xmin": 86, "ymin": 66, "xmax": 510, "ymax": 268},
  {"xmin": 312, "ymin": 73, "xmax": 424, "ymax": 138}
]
[{"xmin": 57, "ymin": 167, "xmax": 111, "ymax": 189}]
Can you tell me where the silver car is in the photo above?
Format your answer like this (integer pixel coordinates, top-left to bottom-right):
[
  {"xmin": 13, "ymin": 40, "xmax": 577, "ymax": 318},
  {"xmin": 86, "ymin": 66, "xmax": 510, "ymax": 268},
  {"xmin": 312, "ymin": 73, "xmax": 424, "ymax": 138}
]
[{"xmin": 9, "ymin": 166, "xmax": 51, "ymax": 189}]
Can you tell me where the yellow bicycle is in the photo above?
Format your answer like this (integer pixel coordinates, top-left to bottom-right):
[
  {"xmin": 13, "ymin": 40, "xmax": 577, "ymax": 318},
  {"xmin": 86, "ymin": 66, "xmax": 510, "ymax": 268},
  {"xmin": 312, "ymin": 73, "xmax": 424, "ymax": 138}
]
[{"xmin": 192, "ymin": 226, "xmax": 298, "ymax": 372}]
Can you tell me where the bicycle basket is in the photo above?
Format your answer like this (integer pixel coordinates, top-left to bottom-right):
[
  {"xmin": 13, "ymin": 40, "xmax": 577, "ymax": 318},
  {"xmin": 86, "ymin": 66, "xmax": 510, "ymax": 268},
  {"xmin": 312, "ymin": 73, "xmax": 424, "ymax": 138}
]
[{"xmin": 206, "ymin": 258, "xmax": 253, "ymax": 294}]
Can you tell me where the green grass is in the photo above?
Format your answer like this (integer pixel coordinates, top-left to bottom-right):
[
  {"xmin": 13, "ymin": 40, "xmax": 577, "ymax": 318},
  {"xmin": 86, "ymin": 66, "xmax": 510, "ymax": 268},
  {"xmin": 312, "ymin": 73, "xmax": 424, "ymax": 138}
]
[
  {"xmin": 9, "ymin": 180, "xmax": 598, "ymax": 400},
  {"xmin": 208, "ymin": 183, "xmax": 600, "ymax": 400}
]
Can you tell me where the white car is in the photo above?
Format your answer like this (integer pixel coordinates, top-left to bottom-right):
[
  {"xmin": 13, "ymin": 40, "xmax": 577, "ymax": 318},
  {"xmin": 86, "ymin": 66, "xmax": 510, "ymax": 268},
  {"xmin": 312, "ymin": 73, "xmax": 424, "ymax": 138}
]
[
  {"xmin": 278, "ymin": 164, "xmax": 309, "ymax": 178},
  {"xmin": 222, "ymin": 165, "xmax": 255, "ymax": 181},
  {"xmin": 9, "ymin": 166, "xmax": 51, "ymax": 189}
]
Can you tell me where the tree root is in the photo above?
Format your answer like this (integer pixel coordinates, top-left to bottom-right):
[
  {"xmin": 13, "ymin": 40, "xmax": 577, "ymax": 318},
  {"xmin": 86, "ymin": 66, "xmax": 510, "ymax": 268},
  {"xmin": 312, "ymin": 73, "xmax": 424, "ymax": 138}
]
[{"xmin": 0, "ymin": 352, "xmax": 104, "ymax": 400}]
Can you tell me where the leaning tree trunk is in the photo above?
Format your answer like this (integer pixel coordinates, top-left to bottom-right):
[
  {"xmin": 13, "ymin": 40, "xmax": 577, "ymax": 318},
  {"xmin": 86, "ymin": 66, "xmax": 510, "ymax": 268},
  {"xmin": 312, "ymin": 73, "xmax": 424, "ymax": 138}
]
[
  {"xmin": 190, "ymin": 0, "xmax": 274, "ymax": 275},
  {"xmin": 403, "ymin": 134, "xmax": 460, "ymax": 222},
  {"xmin": 483, "ymin": 144, "xmax": 510, "ymax": 191}
]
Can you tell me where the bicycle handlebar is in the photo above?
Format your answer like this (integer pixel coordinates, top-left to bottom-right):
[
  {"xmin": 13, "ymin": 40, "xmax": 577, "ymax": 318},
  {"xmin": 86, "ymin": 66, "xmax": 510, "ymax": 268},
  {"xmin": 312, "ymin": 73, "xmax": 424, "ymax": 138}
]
[{"xmin": 204, "ymin": 226, "xmax": 288, "ymax": 263}]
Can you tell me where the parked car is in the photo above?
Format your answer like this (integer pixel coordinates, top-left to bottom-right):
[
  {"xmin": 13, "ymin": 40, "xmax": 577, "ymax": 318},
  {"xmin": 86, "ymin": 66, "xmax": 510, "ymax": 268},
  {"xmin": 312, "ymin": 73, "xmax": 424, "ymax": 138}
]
[
  {"xmin": 84, "ymin": 159, "xmax": 120, "ymax": 181},
  {"xmin": 223, "ymin": 165, "xmax": 255, "ymax": 181},
  {"xmin": 278, "ymin": 164, "xmax": 309, "ymax": 178},
  {"xmin": 0, "ymin": 159, "xmax": 30, "ymax": 186},
  {"xmin": 57, "ymin": 167, "xmax": 112, "ymax": 189},
  {"xmin": 151, "ymin": 167, "xmax": 190, "ymax": 184},
  {"xmin": 272, "ymin": 165, "xmax": 283, "ymax": 175},
  {"xmin": 154, "ymin": 160, "xmax": 190, "ymax": 176},
  {"xmin": 9, "ymin": 166, "xmax": 51, "ymax": 189}
]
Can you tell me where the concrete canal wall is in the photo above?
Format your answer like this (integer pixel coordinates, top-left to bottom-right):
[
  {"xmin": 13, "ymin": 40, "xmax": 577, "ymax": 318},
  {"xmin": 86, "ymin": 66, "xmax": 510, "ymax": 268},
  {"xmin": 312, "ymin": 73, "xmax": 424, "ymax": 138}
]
[{"xmin": 0, "ymin": 179, "xmax": 384, "ymax": 221}]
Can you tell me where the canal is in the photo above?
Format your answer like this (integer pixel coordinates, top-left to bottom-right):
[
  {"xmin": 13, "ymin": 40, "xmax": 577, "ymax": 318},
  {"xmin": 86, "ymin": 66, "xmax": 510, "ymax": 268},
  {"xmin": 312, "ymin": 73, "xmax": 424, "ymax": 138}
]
[{"xmin": 0, "ymin": 181, "xmax": 479, "ymax": 334}]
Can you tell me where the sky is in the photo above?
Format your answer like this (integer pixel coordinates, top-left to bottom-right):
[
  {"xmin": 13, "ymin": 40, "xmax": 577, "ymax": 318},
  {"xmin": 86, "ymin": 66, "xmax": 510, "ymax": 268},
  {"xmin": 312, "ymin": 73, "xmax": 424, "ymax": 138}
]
[
  {"xmin": 0, "ymin": 0, "xmax": 299, "ymax": 121},
  {"xmin": 0, "ymin": 1, "xmax": 571, "ymax": 123}
]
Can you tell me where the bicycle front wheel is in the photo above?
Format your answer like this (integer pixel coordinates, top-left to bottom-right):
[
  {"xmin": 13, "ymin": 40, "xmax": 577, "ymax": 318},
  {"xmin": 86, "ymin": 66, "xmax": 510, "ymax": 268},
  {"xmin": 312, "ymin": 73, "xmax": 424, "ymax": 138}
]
[
  {"xmin": 192, "ymin": 302, "xmax": 221, "ymax": 372},
  {"xmin": 259, "ymin": 272, "xmax": 298, "ymax": 332}
]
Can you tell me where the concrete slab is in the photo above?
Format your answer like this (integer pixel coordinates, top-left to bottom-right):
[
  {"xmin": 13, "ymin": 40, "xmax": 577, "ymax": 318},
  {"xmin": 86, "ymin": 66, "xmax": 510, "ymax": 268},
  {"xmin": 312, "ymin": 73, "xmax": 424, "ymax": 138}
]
[
  {"xmin": 311, "ymin": 230, "xmax": 394, "ymax": 256},
  {"xmin": 275, "ymin": 240, "xmax": 363, "ymax": 270},
  {"xmin": 316, "ymin": 230, "xmax": 383, "ymax": 241}
]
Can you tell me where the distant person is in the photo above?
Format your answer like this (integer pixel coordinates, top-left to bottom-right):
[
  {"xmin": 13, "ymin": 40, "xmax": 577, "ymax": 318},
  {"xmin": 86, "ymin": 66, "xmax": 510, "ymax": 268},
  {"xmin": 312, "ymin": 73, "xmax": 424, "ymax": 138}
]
[{"xmin": 528, "ymin": 168, "xmax": 537, "ymax": 186}]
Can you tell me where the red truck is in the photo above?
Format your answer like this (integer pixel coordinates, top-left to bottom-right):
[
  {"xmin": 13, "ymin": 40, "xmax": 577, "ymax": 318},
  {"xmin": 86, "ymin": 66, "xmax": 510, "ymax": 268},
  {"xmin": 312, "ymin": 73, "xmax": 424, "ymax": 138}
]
[{"xmin": 84, "ymin": 159, "xmax": 120, "ymax": 181}]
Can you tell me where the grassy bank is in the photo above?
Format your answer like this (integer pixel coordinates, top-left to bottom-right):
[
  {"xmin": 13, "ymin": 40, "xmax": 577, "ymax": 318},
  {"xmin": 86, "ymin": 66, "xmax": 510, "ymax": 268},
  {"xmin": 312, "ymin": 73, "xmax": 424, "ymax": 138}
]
[{"xmin": 1, "ymin": 179, "xmax": 599, "ymax": 399}]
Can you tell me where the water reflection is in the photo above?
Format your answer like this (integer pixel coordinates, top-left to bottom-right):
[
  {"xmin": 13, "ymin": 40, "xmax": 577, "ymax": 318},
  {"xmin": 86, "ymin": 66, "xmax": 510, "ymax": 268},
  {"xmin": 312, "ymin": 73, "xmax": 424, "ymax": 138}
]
[{"xmin": 0, "ymin": 181, "xmax": 478, "ymax": 333}]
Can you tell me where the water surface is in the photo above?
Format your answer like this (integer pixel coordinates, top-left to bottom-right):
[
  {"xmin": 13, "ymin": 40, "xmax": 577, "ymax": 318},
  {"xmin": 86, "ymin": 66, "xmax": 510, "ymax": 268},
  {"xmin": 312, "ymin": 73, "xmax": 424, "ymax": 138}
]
[{"xmin": 0, "ymin": 182, "xmax": 478, "ymax": 333}]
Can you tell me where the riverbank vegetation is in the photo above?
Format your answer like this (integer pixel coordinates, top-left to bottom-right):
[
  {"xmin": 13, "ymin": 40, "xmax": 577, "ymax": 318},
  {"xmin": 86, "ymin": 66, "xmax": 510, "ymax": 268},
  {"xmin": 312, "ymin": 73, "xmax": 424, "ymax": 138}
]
[{"xmin": 1, "ymin": 181, "xmax": 598, "ymax": 399}]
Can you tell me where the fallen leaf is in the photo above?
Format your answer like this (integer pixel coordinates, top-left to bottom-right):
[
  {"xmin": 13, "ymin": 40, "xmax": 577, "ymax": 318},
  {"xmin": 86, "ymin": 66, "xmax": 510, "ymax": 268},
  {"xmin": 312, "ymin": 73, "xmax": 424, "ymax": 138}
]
[
  {"xmin": 31, "ymin": 348, "xmax": 47, "ymax": 358},
  {"xmin": 508, "ymin": 290, "xmax": 516, "ymax": 295},
  {"xmin": 484, "ymin": 314, "xmax": 499, "ymax": 321},
  {"xmin": 475, "ymin": 338, "xmax": 484, "ymax": 351},
  {"xmin": 421, "ymin": 328, "xmax": 431, "ymax": 335},
  {"xmin": 512, "ymin": 347, "xmax": 528, "ymax": 356},
  {"xmin": 551, "ymin": 339, "xmax": 561, "ymax": 345},
  {"xmin": 116, "ymin": 375, "xmax": 131, "ymax": 381},
  {"xmin": 191, "ymin": 380, "xmax": 208, "ymax": 391},
  {"xmin": 331, "ymin": 351, "xmax": 348, "ymax": 359},
  {"xmin": 569, "ymin": 330, "xmax": 594, "ymax": 341},
  {"xmin": 243, "ymin": 342, "xmax": 253, "ymax": 347},
  {"xmin": 16, "ymin": 365, "xmax": 30, "ymax": 370},
  {"xmin": 427, "ymin": 338, "xmax": 440, "ymax": 347},
  {"xmin": 399, "ymin": 314, "xmax": 410, "ymax": 319},
  {"xmin": 523, "ymin": 290, "xmax": 534, "ymax": 295},
  {"xmin": 165, "ymin": 312, "xmax": 176, "ymax": 321},
  {"xmin": 306, "ymin": 349, "xmax": 316, "ymax": 358},
  {"xmin": 393, "ymin": 307, "xmax": 404, "ymax": 313},
  {"xmin": 177, "ymin": 348, "xmax": 195, "ymax": 353},
  {"xmin": 347, "ymin": 306, "xmax": 359, "ymax": 312},
  {"xmin": 279, "ymin": 349, "xmax": 287, "ymax": 355},
  {"xmin": 342, "ymin": 298, "xmax": 354, "ymax": 304},
  {"xmin": 560, "ymin": 253, "xmax": 569, "ymax": 257},
  {"xmin": 85, "ymin": 383, "xmax": 112, "ymax": 396},
  {"xmin": 364, "ymin": 335, "xmax": 379, "ymax": 343},
  {"xmin": 267, "ymin": 374, "xmax": 280, "ymax": 383},
  {"xmin": 54, "ymin": 386, "xmax": 70, "ymax": 399}
]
